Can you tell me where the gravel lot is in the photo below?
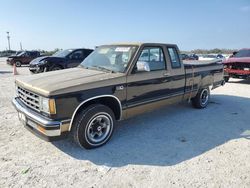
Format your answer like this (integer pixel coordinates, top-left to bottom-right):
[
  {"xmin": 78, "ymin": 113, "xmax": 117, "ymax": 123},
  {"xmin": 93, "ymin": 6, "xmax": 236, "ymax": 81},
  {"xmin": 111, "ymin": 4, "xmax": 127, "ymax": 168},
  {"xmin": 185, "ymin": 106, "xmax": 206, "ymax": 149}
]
[{"xmin": 0, "ymin": 57, "xmax": 250, "ymax": 188}]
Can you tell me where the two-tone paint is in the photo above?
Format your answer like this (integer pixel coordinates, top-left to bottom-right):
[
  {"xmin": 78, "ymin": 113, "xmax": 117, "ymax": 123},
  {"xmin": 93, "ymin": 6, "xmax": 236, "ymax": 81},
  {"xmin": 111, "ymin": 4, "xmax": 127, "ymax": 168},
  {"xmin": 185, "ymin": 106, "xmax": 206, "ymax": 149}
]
[{"xmin": 12, "ymin": 43, "xmax": 224, "ymax": 141}]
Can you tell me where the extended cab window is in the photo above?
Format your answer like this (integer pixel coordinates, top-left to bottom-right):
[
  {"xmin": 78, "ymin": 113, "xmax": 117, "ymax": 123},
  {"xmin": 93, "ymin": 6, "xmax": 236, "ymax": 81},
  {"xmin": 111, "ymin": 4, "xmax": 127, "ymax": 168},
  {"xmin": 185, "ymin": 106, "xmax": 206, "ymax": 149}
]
[
  {"xmin": 168, "ymin": 47, "xmax": 181, "ymax": 68},
  {"xmin": 138, "ymin": 47, "xmax": 166, "ymax": 71}
]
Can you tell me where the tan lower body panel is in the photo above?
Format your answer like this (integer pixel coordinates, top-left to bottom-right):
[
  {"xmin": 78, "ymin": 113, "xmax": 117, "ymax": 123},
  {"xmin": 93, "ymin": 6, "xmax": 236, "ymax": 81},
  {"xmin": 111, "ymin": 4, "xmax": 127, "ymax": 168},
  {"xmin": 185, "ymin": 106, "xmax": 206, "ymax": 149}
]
[{"xmin": 123, "ymin": 95, "xmax": 183, "ymax": 119}]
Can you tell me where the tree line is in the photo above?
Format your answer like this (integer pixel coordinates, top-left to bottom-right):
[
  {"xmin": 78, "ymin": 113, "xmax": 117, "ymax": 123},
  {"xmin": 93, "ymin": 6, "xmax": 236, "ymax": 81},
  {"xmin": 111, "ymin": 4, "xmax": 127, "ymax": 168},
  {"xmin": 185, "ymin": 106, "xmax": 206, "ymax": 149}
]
[
  {"xmin": 182, "ymin": 48, "xmax": 238, "ymax": 54},
  {"xmin": 1, "ymin": 48, "xmax": 238, "ymax": 57}
]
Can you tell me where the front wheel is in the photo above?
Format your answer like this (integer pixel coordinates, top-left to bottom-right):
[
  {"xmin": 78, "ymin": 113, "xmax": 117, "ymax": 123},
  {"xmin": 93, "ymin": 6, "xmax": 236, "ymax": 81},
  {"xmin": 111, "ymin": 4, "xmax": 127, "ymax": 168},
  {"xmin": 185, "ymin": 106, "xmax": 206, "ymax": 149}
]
[
  {"xmin": 15, "ymin": 61, "xmax": 22, "ymax": 67},
  {"xmin": 51, "ymin": 66, "xmax": 62, "ymax": 71},
  {"xmin": 192, "ymin": 87, "xmax": 210, "ymax": 109},
  {"xmin": 71, "ymin": 104, "xmax": 116, "ymax": 149}
]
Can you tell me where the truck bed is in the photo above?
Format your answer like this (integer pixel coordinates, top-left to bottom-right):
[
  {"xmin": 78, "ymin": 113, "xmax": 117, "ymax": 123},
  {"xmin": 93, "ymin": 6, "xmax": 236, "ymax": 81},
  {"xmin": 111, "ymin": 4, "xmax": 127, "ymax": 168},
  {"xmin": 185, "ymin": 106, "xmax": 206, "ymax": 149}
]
[
  {"xmin": 183, "ymin": 59, "xmax": 223, "ymax": 68},
  {"xmin": 183, "ymin": 59, "xmax": 224, "ymax": 97}
]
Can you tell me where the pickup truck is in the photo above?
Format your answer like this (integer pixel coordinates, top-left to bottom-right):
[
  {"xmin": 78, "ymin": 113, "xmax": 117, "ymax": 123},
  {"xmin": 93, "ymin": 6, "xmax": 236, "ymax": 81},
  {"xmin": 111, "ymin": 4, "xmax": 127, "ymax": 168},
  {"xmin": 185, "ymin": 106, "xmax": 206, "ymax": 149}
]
[
  {"xmin": 223, "ymin": 48, "xmax": 250, "ymax": 82},
  {"xmin": 12, "ymin": 43, "xmax": 224, "ymax": 149}
]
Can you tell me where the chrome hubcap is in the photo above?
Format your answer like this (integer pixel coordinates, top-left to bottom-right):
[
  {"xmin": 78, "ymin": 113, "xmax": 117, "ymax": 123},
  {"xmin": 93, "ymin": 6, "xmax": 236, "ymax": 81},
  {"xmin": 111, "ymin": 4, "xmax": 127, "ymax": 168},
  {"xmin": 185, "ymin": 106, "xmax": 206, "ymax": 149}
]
[
  {"xmin": 200, "ymin": 89, "xmax": 209, "ymax": 105},
  {"xmin": 86, "ymin": 114, "xmax": 111, "ymax": 144}
]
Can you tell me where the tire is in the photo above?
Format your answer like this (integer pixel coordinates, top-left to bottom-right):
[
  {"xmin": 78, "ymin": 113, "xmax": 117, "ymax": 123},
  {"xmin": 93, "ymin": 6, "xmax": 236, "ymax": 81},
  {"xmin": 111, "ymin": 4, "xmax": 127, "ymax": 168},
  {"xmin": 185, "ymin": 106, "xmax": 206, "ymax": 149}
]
[
  {"xmin": 71, "ymin": 104, "xmax": 116, "ymax": 149},
  {"xmin": 51, "ymin": 66, "xmax": 62, "ymax": 71},
  {"xmin": 29, "ymin": 70, "xmax": 35, "ymax": 74},
  {"xmin": 192, "ymin": 87, "xmax": 210, "ymax": 109},
  {"xmin": 224, "ymin": 77, "xmax": 229, "ymax": 82},
  {"xmin": 15, "ymin": 61, "xmax": 22, "ymax": 67}
]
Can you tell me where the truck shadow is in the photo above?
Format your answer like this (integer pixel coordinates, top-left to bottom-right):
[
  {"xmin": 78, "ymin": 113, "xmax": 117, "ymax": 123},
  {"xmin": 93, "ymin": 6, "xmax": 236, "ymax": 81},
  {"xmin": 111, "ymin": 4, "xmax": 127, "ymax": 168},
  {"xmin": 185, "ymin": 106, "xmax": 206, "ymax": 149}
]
[
  {"xmin": 0, "ymin": 71, "xmax": 13, "ymax": 74},
  {"xmin": 53, "ymin": 94, "xmax": 250, "ymax": 167},
  {"xmin": 228, "ymin": 79, "xmax": 250, "ymax": 85}
]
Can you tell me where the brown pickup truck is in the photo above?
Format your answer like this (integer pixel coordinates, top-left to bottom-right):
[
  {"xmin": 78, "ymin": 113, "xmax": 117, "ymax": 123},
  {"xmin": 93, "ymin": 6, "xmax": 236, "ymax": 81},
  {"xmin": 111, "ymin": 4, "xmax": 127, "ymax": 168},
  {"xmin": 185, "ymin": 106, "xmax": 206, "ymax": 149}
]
[{"xmin": 12, "ymin": 43, "xmax": 224, "ymax": 149}]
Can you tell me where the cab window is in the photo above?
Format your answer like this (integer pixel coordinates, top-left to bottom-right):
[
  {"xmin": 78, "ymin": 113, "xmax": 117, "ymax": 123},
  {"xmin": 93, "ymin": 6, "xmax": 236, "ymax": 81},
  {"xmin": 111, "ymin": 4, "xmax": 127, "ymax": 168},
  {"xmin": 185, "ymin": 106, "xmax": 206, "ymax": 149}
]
[
  {"xmin": 138, "ymin": 47, "xmax": 166, "ymax": 71},
  {"xmin": 168, "ymin": 47, "xmax": 181, "ymax": 68}
]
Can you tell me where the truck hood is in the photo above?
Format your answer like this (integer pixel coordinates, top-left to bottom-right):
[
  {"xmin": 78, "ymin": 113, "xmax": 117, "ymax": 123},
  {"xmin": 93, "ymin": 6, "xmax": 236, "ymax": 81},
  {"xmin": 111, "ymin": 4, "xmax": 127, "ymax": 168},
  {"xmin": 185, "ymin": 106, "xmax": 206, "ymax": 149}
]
[
  {"xmin": 15, "ymin": 67, "xmax": 125, "ymax": 97},
  {"xmin": 223, "ymin": 57, "xmax": 250, "ymax": 64}
]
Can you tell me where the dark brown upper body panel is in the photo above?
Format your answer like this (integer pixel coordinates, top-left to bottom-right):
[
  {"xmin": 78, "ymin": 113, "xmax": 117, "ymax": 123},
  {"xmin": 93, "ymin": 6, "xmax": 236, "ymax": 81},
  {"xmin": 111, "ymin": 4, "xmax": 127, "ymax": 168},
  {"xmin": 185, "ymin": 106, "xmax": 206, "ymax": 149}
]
[
  {"xmin": 15, "ymin": 43, "xmax": 223, "ymax": 99},
  {"xmin": 16, "ymin": 67, "xmax": 126, "ymax": 97}
]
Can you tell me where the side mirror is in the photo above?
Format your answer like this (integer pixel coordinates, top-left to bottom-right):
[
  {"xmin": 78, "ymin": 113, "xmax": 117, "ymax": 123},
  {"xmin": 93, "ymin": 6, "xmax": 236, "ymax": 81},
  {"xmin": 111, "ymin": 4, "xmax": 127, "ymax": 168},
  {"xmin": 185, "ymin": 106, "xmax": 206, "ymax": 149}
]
[{"xmin": 136, "ymin": 61, "xmax": 150, "ymax": 72}]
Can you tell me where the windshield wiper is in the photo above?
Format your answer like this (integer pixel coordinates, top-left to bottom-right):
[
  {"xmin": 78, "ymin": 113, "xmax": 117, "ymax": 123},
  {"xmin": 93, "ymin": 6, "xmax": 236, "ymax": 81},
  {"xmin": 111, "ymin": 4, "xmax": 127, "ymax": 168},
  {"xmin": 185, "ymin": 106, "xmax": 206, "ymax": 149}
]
[
  {"xmin": 91, "ymin": 65, "xmax": 115, "ymax": 73},
  {"xmin": 80, "ymin": 65, "xmax": 88, "ymax": 69}
]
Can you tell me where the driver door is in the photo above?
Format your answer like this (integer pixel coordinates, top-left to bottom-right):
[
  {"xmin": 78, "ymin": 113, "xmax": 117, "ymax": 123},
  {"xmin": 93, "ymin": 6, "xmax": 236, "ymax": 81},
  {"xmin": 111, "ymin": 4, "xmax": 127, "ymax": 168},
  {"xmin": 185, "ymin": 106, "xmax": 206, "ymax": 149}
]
[
  {"xmin": 126, "ymin": 46, "xmax": 172, "ymax": 115},
  {"xmin": 67, "ymin": 50, "xmax": 85, "ymax": 68}
]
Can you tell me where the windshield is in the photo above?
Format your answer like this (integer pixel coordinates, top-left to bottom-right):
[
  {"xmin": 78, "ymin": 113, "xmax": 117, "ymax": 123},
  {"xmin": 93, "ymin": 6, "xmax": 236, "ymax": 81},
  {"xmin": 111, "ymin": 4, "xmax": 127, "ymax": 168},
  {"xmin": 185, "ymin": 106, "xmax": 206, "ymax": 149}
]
[
  {"xmin": 17, "ymin": 51, "xmax": 25, "ymax": 56},
  {"xmin": 53, "ymin": 49, "xmax": 73, "ymax": 57},
  {"xmin": 80, "ymin": 45, "xmax": 138, "ymax": 73},
  {"xmin": 234, "ymin": 49, "xmax": 250, "ymax": 58}
]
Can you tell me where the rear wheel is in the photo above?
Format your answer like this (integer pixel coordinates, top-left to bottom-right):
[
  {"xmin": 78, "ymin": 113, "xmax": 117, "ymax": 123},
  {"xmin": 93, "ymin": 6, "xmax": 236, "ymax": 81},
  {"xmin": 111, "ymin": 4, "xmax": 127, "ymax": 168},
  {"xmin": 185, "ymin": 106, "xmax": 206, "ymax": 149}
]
[
  {"xmin": 51, "ymin": 66, "xmax": 62, "ymax": 71},
  {"xmin": 224, "ymin": 76, "xmax": 229, "ymax": 82},
  {"xmin": 71, "ymin": 104, "xmax": 116, "ymax": 149},
  {"xmin": 15, "ymin": 61, "xmax": 22, "ymax": 67},
  {"xmin": 192, "ymin": 87, "xmax": 210, "ymax": 109}
]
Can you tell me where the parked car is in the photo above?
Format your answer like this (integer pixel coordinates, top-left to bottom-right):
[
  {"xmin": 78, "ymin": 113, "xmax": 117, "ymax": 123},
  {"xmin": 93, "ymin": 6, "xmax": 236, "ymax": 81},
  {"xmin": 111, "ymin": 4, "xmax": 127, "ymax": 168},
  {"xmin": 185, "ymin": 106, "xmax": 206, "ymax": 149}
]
[
  {"xmin": 181, "ymin": 53, "xmax": 198, "ymax": 60},
  {"xmin": 223, "ymin": 48, "xmax": 250, "ymax": 82},
  {"xmin": 12, "ymin": 43, "xmax": 224, "ymax": 149},
  {"xmin": 181, "ymin": 53, "xmax": 190, "ymax": 60},
  {"xmin": 189, "ymin": 53, "xmax": 199, "ymax": 60},
  {"xmin": 6, "ymin": 51, "xmax": 41, "ymax": 67},
  {"xmin": 29, "ymin": 48, "xmax": 93, "ymax": 73},
  {"xmin": 216, "ymin": 54, "xmax": 224, "ymax": 59},
  {"xmin": 199, "ymin": 54, "xmax": 218, "ymax": 61}
]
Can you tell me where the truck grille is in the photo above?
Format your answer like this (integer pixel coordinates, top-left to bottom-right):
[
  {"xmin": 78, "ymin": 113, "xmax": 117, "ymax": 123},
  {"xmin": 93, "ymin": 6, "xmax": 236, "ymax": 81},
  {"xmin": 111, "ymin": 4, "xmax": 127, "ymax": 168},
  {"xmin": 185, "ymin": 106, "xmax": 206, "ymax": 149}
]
[{"xmin": 17, "ymin": 86, "xmax": 40, "ymax": 111}]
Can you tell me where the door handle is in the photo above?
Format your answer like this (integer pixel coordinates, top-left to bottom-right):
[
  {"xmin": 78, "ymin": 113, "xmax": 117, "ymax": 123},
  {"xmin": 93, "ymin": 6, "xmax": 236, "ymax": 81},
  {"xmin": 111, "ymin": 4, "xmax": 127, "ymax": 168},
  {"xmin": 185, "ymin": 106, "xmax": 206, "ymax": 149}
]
[
  {"xmin": 116, "ymin": 85, "xmax": 124, "ymax": 91},
  {"xmin": 163, "ymin": 72, "xmax": 171, "ymax": 77}
]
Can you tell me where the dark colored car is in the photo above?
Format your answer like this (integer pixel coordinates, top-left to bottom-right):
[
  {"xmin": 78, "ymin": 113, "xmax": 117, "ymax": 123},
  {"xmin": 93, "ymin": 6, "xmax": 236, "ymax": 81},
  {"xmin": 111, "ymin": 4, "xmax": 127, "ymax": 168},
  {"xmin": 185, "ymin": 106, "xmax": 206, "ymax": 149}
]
[
  {"xmin": 181, "ymin": 53, "xmax": 190, "ymax": 60},
  {"xmin": 6, "ymin": 51, "xmax": 41, "ymax": 67},
  {"xmin": 189, "ymin": 54, "xmax": 199, "ymax": 60},
  {"xmin": 223, "ymin": 48, "xmax": 250, "ymax": 82},
  {"xmin": 181, "ymin": 53, "xmax": 198, "ymax": 60},
  {"xmin": 217, "ymin": 54, "xmax": 224, "ymax": 59},
  {"xmin": 29, "ymin": 48, "xmax": 93, "ymax": 73}
]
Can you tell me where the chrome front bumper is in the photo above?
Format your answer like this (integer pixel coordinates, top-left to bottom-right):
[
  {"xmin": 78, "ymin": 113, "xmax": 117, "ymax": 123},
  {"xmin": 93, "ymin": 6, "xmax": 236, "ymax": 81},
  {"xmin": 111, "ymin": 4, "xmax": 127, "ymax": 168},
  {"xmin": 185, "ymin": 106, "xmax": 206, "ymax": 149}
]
[{"xmin": 12, "ymin": 97, "xmax": 70, "ymax": 140}]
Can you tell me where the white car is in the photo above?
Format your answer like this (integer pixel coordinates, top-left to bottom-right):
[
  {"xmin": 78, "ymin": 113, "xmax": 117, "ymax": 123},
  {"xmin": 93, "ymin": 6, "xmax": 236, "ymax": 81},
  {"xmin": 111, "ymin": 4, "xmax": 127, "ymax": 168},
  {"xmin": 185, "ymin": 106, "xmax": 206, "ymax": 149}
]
[{"xmin": 199, "ymin": 54, "xmax": 218, "ymax": 61}]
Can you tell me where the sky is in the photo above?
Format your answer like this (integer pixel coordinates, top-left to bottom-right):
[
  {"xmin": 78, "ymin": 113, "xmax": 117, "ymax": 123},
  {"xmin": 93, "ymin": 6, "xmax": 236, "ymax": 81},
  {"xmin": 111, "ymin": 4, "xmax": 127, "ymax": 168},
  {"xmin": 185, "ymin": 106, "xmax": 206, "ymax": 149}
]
[{"xmin": 0, "ymin": 0, "xmax": 250, "ymax": 51}]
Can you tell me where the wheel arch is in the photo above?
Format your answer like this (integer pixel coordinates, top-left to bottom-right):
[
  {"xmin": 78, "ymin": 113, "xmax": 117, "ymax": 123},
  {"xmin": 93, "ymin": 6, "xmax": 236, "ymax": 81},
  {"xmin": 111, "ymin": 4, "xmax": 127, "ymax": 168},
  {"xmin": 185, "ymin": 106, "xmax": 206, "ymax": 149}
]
[
  {"xmin": 69, "ymin": 95, "xmax": 122, "ymax": 131},
  {"xmin": 15, "ymin": 60, "xmax": 22, "ymax": 65},
  {"xmin": 51, "ymin": 63, "xmax": 64, "ymax": 70}
]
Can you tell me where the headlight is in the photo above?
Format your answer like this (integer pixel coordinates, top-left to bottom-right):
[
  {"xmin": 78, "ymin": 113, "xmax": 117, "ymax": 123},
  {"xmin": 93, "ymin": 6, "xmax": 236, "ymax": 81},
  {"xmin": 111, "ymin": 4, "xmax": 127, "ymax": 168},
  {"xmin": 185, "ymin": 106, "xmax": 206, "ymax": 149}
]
[
  {"xmin": 40, "ymin": 97, "xmax": 56, "ymax": 114},
  {"xmin": 38, "ymin": 60, "xmax": 47, "ymax": 65}
]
